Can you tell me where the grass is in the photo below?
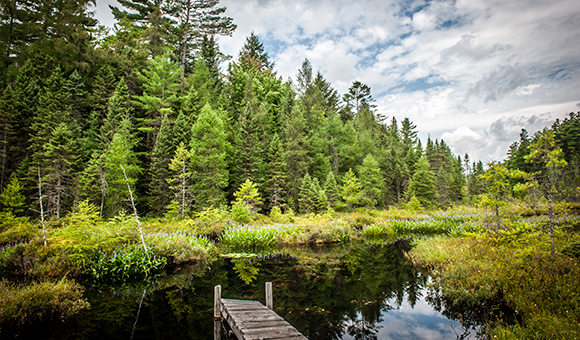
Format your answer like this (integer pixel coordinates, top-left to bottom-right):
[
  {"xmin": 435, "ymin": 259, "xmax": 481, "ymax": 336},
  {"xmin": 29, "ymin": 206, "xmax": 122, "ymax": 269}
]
[
  {"xmin": 2, "ymin": 201, "xmax": 579, "ymax": 338},
  {"xmin": 409, "ymin": 215, "xmax": 580, "ymax": 339},
  {"xmin": 0, "ymin": 278, "xmax": 89, "ymax": 326}
]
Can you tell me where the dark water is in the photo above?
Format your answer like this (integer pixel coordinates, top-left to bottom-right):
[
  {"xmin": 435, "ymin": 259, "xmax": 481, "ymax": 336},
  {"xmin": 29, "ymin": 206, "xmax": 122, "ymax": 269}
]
[{"xmin": 7, "ymin": 242, "xmax": 485, "ymax": 340}]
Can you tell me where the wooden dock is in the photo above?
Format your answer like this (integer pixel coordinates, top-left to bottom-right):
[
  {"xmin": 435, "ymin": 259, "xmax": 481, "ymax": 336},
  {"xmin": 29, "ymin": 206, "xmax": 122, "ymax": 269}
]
[{"xmin": 214, "ymin": 283, "xmax": 307, "ymax": 340}]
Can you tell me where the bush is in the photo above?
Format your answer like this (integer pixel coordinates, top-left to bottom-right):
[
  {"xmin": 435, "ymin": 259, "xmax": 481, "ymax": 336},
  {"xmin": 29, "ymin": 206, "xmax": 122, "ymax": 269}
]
[
  {"xmin": 0, "ymin": 278, "xmax": 89, "ymax": 326},
  {"xmin": 146, "ymin": 232, "xmax": 213, "ymax": 264},
  {"xmin": 561, "ymin": 240, "xmax": 580, "ymax": 258}
]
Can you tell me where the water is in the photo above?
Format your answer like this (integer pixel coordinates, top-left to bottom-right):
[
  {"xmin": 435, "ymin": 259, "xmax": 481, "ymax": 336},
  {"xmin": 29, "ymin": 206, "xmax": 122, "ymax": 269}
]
[{"xmin": 9, "ymin": 242, "xmax": 485, "ymax": 339}]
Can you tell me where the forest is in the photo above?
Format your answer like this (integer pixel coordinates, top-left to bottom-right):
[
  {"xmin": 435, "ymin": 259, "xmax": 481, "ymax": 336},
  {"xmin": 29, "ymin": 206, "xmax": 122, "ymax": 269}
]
[{"xmin": 0, "ymin": 1, "xmax": 580, "ymax": 339}]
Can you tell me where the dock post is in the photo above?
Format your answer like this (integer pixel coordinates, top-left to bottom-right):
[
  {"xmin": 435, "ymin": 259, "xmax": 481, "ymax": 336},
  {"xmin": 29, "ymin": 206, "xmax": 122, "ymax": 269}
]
[
  {"xmin": 214, "ymin": 285, "xmax": 222, "ymax": 319},
  {"xmin": 213, "ymin": 319, "xmax": 221, "ymax": 340},
  {"xmin": 265, "ymin": 282, "xmax": 273, "ymax": 309}
]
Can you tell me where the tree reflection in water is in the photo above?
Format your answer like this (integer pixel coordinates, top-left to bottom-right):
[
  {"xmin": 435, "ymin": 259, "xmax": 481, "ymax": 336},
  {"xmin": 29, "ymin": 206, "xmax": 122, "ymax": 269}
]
[{"xmin": 34, "ymin": 241, "xmax": 485, "ymax": 340}]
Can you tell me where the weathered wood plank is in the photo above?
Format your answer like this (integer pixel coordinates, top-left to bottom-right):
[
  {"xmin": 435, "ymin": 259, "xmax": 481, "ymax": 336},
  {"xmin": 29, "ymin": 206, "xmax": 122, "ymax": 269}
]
[{"xmin": 216, "ymin": 283, "xmax": 307, "ymax": 340}]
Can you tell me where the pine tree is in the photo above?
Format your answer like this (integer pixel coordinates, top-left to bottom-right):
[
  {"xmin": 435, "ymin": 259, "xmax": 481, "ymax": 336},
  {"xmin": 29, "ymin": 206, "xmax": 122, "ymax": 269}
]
[
  {"xmin": 86, "ymin": 65, "xmax": 117, "ymax": 154},
  {"xmin": 167, "ymin": 141, "xmax": 195, "ymax": 218},
  {"xmin": 341, "ymin": 81, "xmax": 375, "ymax": 120},
  {"xmin": 64, "ymin": 69, "xmax": 88, "ymax": 125},
  {"xmin": 190, "ymin": 104, "xmax": 228, "ymax": 210},
  {"xmin": 42, "ymin": 123, "xmax": 80, "ymax": 218},
  {"xmin": 0, "ymin": 176, "xmax": 26, "ymax": 216},
  {"xmin": 231, "ymin": 96, "xmax": 266, "ymax": 196},
  {"xmin": 341, "ymin": 168, "xmax": 361, "ymax": 212},
  {"xmin": 110, "ymin": 0, "xmax": 172, "ymax": 57},
  {"xmin": 134, "ymin": 53, "xmax": 181, "ymax": 149},
  {"xmin": 311, "ymin": 177, "xmax": 329, "ymax": 213},
  {"xmin": 169, "ymin": 0, "xmax": 235, "ymax": 85},
  {"xmin": 436, "ymin": 166, "xmax": 451, "ymax": 207},
  {"xmin": 149, "ymin": 114, "xmax": 175, "ymax": 215},
  {"xmin": 233, "ymin": 179, "xmax": 262, "ymax": 214},
  {"xmin": 0, "ymin": 176, "xmax": 28, "ymax": 226},
  {"xmin": 238, "ymin": 31, "xmax": 273, "ymax": 70},
  {"xmin": 407, "ymin": 156, "xmax": 437, "ymax": 209},
  {"xmin": 265, "ymin": 133, "xmax": 287, "ymax": 211},
  {"xmin": 284, "ymin": 105, "xmax": 309, "ymax": 211},
  {"xmin": 100, "ymin": 78, "xmax": 131, "ymax": 147},
  {"xmin": 324, "ymin": 171, "xmax": 340, "ymax": 210},
  {"xmin": 188, "ymin": 57, "xmax": 218, "ymax": 106},
  {"xmin": 359, "ymin": 154, "xmax": 383, "ymax": 208},
  {"xmin": 298, "ymin": 173, "xmax": 315, "ymax": 214},
  {"xmin": 100, "ymin": 120, "xmax": 142, "ymax": 216}
]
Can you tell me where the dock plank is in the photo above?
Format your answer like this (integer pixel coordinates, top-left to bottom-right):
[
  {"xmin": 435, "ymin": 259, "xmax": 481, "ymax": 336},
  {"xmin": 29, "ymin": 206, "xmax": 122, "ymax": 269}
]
[{"xmin": 218, "ymin": 297, "xmax": 307, "ymax": 340}]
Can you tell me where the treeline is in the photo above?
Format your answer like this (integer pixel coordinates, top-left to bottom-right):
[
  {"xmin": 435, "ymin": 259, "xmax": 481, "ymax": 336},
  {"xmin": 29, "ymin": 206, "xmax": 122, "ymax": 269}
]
[{"xmin": 0, "ymin": 0, "xmax": 578, "ymax": 220}]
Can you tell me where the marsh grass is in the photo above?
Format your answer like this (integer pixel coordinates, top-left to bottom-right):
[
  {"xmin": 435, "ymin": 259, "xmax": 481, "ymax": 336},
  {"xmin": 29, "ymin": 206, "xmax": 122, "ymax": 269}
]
[
  {"xmin": 410, "ymin": 217, "xmax": 580, "ymax": 339},
  {"xmin": 0, "ymin": 278, "xmax": 89, "ymax": 326}
]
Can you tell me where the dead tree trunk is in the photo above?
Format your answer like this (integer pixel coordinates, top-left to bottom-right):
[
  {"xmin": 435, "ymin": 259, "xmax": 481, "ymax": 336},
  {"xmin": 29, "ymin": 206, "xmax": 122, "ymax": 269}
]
[
  {"xmin": 121, "ymin": 165, "xmax": 148, "ymax": 253},
  {"xmin": 38, "ymin": 164, "xmax": 47, "ymax": 246}
]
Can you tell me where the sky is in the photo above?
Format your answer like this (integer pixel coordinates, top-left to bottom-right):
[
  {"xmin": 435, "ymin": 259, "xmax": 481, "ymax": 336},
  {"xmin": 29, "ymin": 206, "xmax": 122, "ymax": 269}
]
[{"xmin": 92, "ymin": 0, "xmax": 580, "ymax": 164}]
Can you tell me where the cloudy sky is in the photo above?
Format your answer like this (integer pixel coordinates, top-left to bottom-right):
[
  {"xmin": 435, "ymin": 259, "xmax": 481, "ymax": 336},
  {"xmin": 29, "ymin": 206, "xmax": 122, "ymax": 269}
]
[{"xmin": 93, "ymin": 0, "xmax": 580, "ymax": 163}]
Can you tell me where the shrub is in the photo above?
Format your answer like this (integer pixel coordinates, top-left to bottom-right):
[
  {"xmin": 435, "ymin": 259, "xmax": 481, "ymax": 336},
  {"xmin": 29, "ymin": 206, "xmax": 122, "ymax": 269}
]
[
  {"xmin": 561, "ymin": 240, "xmax": 580, "ymax": 258},
  {"xmin": 146, "ymin": 232, "xmax": 213, "ymax": 264},
  {"xmin": 0, "ymin": 278, "xmax": 89, "ymax": 326}
]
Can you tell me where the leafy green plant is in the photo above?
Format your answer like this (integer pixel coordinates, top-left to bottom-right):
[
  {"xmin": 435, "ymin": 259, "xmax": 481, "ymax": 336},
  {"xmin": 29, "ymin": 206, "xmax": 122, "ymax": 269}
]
[{"xmin": 84, "ymin": 246, "xmax": 166, "ymax": 282}]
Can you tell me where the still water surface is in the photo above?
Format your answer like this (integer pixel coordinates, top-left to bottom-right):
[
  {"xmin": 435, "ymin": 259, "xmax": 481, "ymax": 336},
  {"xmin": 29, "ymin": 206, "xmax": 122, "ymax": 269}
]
[{"xmin": 25, "ymin": 242, "xmax": 485, "ymax": 339}]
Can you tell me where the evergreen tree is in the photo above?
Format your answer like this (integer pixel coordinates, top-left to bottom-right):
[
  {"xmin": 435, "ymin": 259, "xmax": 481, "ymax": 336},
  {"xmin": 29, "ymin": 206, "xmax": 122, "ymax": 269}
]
[
  {"xmin": 134, "ymin": 53, "xmax": 181, "ymax": 149},
  {"xmin": 525, "ymin": 129, "xmax": 569, "ymax": 255},
  {"xmin": 341, "ymin": 168, "xmax": 361, "ymax": 212},
  {"xmin": 311, "ymin": 177, "xmax": 329, "ymax": 213},
  {"xmin": 265, "ymin": 133, "xmax": 287, "ymax": 211},
  {"xmin": 436, "ymin": 166, "xmax": 451, "ymax": 207},
  {"xmin": 479, "ymin": 161, "xmax": 512, "ymax": 231},
  {"xmin": 467, "ymin": 160, "xmax": 485, "ymax": 203},
  {"xmin": 341, "ymin": 81, "xmax": 375, "ymax": 121},
  {"xmin": 0, "ymin": 176, "xmax": 26, "ymax": 216},
  {"xmin": 86, "ymin": 65, "xmax": 117, "ymax": 153},
  {"xmin": 233, "ymin": 179, "xmax": 262, "ymax": 214},
  {"xmin": 167, "ymin": 141, "xmax": 194, "ymax": 218},
  {"xmin": 407, "ymin": 156, "xmax": 437, "ymax": 209},
  {"xmin": 190, "ymin": 104, "xmax": 228, "ymax": 210},
  {"xmin": 359, "ymin": 154, "xmax": 383, "ymax": 208},
  {"xmin": 64, "ymin": 69, "xmax": 88, "ymax": 125},
  {"xmin": 238, "ymin": 31, "xmax": 273, "ymax": 70},
  {"xmin": 100, "ymin": 120, "xmax": 142, "ymax": 216},
  {"xmin": 324, "ymin": 171, "xmax": 340, "ymax": 210},
  {"xmin": 42, "ymin": 123, "xmax": 80, "ymax": 218},
  {"xmin": 284, "ymin": 105, "xmax": 309, "ymax": 211},
  {"xmin": 149, "ymin": 114, "xmax": 175, "ymax": 215},
  {"xmin": 188, "ymin": 57, "xmax": 218, "ymax": 108},
  {"xmin": 231, "ymin": 97, "xmax": 265, "ymax": 195},
  {"xmin": 169, "ymin": 0, "xmax": 235, "ymax": 85},
  {"xmin": 110, "ymin": 0, "xmax": 172, "ymax": 57},
  {"xmin": 100, "ymin": 78, "xmax": 131, "ymax": 147},
  {"xmin": 298, "ymin": 173, "xmax": 316, "ymax": 214}
]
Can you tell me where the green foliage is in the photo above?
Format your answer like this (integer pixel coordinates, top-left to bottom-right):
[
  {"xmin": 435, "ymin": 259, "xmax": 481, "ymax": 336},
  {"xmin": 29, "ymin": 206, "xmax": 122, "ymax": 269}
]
[
  {"xmin": 561, "ymin": 240, "xmax": 580, "ymax": 258},
  {"xmin": 404, "ymin": 196, "xmax": 423, "ymax": 212},
  {"xmin": 407, "ymin": 156, "xmax": 437, "ymax": 209},
  {"xmin": 341, "ymin": 168, "xmax": 361, "ymax": 212},
  {"xmin": 190, "ymin": 104, "xmax": 228, "ymax": 210},
  {"xmin": 167, "ymin": 142, "xmax": 195, "ymax": 218},
  {"xmin": 220, "ymin": 223, "xmax": 300, "ymax": 248},
  {"xmin": 359, "ymin": 154, "xmax": 383, "ymax": 208},
  {"xmin": 0, "ymin": 278, "xmax": 89, "ymax": 326},
  {"xmin": 0, "ymin": 177, "xmax": 26, "ymax": 215},
  {"xmin": 85, "ymin": 246, "xmax": 166, "ymax": 282}
]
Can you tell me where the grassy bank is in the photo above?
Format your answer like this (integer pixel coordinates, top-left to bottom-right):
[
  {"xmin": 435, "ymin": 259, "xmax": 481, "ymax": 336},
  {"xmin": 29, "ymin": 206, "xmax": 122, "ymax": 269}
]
[
  {"xmin": 1, "ymin": 201, "xmax": 579, "ymax": 337},
  {"xmin": 410, "ymin": 215, "xmax": 580, "ymax": 339}
]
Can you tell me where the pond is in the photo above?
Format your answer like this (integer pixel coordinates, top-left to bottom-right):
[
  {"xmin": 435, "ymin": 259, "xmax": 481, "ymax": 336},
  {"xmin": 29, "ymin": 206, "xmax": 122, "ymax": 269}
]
[{"xmin": 12, "ymin": 241, "xmax": 486, "ymax": 339}]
